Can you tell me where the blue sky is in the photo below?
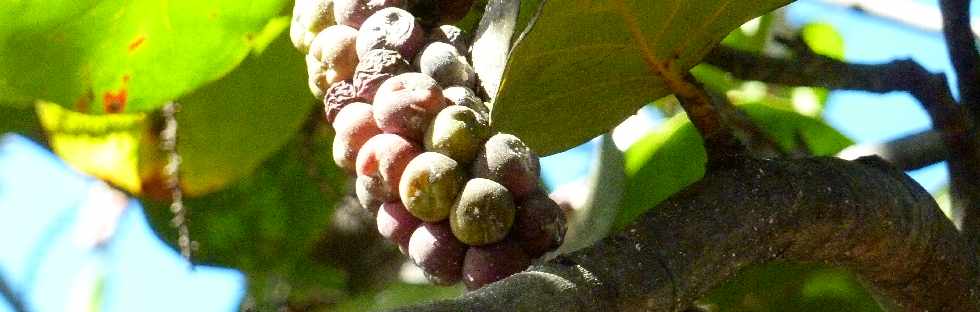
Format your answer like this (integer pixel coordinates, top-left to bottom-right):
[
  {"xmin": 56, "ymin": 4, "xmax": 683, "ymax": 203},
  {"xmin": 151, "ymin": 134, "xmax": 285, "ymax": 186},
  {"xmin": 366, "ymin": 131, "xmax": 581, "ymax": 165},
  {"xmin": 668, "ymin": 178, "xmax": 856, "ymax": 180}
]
[{"xmin": 1, "ymin": 1, "xmax": 975, "ymax": 311}]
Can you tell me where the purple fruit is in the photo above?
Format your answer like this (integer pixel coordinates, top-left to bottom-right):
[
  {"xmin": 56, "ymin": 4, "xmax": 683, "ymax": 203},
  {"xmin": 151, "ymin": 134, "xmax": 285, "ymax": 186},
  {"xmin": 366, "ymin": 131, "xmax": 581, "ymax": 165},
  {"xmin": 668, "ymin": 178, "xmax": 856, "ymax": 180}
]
[
  {"xmin": 373, "ymin": 73, "xmax": 447, "ymax": 141},
  {"xmin": 333, "ymin": 0, "xmax": 404, "ymax": 29},
  {"xmin": 356, "ymin": 174, "xmax": 394, "ymax": 214},
  {"xmin": 323, "ymin": 80, "xmax": 364, "ymax": 123},
  {"xmin": 353, "ymin": 49, "xmax": 412, "ymax": 102},
  {"xmin": 513, "ymin": 191, "xmax": 566, "ymax": 258},
  {"xmin": 306, "ymin": 25, "xmax": 360, "ymax": 99},
  {"xmin": 408, "ymin": 222, "xmax": 467, "ymax": 285},
  {"xmin": 462, "ymin": 240, "xmax": 531, "ymax": 290},
  {"xmin": 356, "ymin": 133, "xmax": 423, "ymax": 196},
  {"xmin": 414, "ymin": 42, "xmax": 476, "ymax": 88},
  {"xmin": 356, "ymin": 7, "xmax": 426, "ymax": 59},
  {"xmin": 332, "ymin": 103, "xmax": 382, "ymax": 173},
  {"xmin": 472, "ymin": 133, "xmax": 541, "ymax": 201},
  {"xmin": 428, "ymin": 24, "xmax": 469, "ymax": 57},
  {"xmin": 377, "ymin": 201, "xmax": 422, "ymax": 254}
]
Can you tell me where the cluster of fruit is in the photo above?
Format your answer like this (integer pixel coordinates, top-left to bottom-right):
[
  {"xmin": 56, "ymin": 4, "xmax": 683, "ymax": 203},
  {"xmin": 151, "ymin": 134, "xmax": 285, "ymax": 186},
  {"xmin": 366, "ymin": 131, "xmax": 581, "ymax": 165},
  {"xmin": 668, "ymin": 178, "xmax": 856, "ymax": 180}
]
[{"xmin": 289, "ymin": 0, "xmax": 566, "ymax": 290}]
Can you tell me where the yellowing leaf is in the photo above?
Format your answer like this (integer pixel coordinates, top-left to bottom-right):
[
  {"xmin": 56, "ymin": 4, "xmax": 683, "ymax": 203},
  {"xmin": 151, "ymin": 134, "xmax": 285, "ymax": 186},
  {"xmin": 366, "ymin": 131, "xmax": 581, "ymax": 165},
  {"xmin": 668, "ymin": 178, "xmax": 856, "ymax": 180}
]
[{"xmin": 37, "ymin": 102, "xmax": 145, "ymax": 193}]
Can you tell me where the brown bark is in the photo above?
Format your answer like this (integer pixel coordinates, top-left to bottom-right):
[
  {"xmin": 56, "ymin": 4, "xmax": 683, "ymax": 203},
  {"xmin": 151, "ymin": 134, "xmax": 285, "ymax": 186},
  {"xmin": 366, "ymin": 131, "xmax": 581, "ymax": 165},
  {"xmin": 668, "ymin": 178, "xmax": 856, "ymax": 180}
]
[{"xmin": 393, "ymin": 157, "xmax": 979, "ymax": 311}]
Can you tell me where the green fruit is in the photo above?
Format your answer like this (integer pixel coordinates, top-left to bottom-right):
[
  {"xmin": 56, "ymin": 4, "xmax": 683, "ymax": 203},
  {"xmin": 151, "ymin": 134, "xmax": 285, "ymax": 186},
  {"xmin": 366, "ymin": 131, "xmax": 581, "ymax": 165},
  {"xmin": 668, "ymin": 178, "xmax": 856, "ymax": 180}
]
[
  {"xmin": 424, "ymin": 105, "xmax": 490, "ymax": 164},
  {"xmin": 400, "ymin": 152, "xmax": 464, "ymax": 222},
  {"xmin": 450, "ymin": 178, "xmax": 516, "ymax": 246}
]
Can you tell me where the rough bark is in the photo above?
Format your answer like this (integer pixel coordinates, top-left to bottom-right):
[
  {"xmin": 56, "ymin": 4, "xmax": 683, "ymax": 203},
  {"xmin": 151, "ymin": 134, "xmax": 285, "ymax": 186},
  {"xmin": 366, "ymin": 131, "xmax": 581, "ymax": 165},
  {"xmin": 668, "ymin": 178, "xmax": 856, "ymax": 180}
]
[{"xmin": 393, "ymin": 157, "xmax": 979, "ymax": 311}]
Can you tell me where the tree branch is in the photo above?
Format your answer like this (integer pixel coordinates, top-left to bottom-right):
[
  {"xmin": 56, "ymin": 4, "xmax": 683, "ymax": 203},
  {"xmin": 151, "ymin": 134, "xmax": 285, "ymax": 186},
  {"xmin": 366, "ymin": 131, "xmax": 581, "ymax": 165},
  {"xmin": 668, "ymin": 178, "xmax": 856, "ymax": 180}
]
[
  {"xmin": 674, "ymin": 74, "xmax": 746, "ymax": 169},
  {"xmin": 837, "ymin": 129, "xmax": 946, "ymax": 171},
  {"xmin": 940, "ymin": 0, "xmax": 980, "ymax": 117},
  {"xmin": 0, "ymin": 271, "xmax": 28, "ymax": 312},
  {"xmin": 394, "ymin": 157, "xmax": 979, "ymax": 311}
]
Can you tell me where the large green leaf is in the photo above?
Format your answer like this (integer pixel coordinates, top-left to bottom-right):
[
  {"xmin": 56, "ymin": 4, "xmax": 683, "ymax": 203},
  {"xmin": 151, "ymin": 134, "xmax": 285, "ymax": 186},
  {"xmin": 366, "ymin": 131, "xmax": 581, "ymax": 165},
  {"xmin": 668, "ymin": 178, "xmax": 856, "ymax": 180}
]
[
  {"xmin": 175, "ymin": 19, "xmax": 316, "ymax": 196},
  {"xmin": 144, "ymin": 131, "xmax": 346, "ymax": 305},
  {"xmin": 0, "ymin": 0, "xmax": 288, "ymax": 113},
  {"xmin": 491, "ymin": 0, "xmax": 794, "ymax": 156},
  {"xmin": 614, "ymin": 104, "xmax": 852, "ymax": 230}
]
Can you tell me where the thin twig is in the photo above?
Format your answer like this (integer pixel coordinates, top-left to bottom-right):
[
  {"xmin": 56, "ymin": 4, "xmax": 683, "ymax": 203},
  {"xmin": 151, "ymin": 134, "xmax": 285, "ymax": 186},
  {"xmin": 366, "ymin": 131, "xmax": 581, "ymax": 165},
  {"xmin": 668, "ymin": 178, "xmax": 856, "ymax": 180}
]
[
  {"xmin": 0, "ymin": 271, "xmax": 29, "ymax": 312},
  {"xmin": 939, "ymin": 0, "xmax": 980, "ymax": 120},
  {"xmin": 161, "ymin": 102, "xmax": 194, "ymax": 265},
  {"xmin": 674, "ymin": 74, "xmax": 746, "ymax": 168},
  {"xmin": 837, "ymin": 129, "xmax": 946, "ymax": 171}
]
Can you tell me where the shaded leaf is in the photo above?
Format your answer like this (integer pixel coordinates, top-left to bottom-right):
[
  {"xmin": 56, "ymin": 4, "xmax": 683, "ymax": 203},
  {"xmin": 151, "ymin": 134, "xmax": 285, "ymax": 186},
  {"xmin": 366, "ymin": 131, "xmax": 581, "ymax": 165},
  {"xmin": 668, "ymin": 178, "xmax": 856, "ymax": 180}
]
[
  {"xmin": 702, "ymin": 262, "xmax": 881, "ymax": 312},
  {"xmin": 614, "ymin": 104, "xmax": 852, "ymax": 230},
  {"xmin": 173, "ymin": 19, "xmax": 315, "ymax": 196},
  {"xmin": 492, "ymin": 0, "xmax": 794, "ymax": 156},
  {"xmin": 0, "ymin": 0, "xmax": 289, "ymax": 113}
]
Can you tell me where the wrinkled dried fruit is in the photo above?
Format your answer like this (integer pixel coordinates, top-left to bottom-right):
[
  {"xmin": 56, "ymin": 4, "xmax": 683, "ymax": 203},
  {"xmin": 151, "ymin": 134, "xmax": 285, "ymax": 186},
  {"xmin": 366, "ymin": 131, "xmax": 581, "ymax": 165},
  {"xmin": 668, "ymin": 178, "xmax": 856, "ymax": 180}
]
[
  {"xmin": 356, "ymin": 7, "xmax": 426, "ymax": 59},
  {"xmin": 424, "ymin": 105, "xmax": 490, "ymax": 164},
  {"xmin": 450, "ymin": 178, "xmax": 516, "ymax": 246},
  {"xmin": 353, "ymin": 49, "xmax": 412, "ymax": 102},
  {"xmin": 400, "ymin": 152, "xmax": 464, "ymax": 222},
  {"xmin": 323, "ymin": 80, "xmax": 363, "ymax": 123},
  {"xmin": 472, "ymin": 133, "xmax": 541, "ymax": 201}
]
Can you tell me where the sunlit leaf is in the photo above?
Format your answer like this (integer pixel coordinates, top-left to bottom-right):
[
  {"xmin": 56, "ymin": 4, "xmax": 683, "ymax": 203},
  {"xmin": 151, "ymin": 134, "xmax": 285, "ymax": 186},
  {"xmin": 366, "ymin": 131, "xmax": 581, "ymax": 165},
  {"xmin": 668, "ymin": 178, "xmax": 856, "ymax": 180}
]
[
  {"xmin": 0, "ymin": 0, "xmax": 289, "ymax": 113},
  {"xmin": 492, "ymin": 0, "xmax": 794, "ymax": 156},
  {"xmin": 614, "ymin": 103, "xmax": 852, "ymax": 230}
]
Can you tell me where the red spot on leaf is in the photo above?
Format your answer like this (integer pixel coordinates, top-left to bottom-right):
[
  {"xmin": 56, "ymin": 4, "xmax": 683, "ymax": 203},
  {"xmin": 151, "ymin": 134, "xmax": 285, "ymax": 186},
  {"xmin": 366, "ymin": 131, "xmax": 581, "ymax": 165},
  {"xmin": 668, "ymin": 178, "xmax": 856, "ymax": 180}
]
[
  {"xmin": 103, "ymin": 75, "xmax": 130, "ymax": 113},
  {"xmin": 128, "ymin": 35, "xmax": 146, "ymax": 52}
]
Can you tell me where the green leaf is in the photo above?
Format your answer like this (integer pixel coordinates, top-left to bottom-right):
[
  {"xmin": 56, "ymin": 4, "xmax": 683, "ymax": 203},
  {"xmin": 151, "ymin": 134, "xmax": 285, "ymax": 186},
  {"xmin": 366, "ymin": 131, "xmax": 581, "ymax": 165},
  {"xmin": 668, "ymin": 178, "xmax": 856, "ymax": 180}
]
[
  {"xmin": 721, "ymin": 14, "xmax": 775, "ymax": 53},
  {"xmin": 144, "ymin": 131, "xmax": 346, "ymax": 304},
  {"xmin": 0, "ymin": 0, "xmax": 289, "ymax": 113},
  {"xmin": 614, "ymin": 104, "xmax": 852, "ymax": 230},
  {"xmin": 491, "ymin": 0, "xmax": 794, "ymax": 156},
  {"xmin": 333, "ymin": 283, "xmax": 464, "ymax": 312},
  {"xmin": 701, "ymin": 262, "xmax": 881, "ymax": 311},
  {"xmin": 175, "ymin": 20, "xmax": 315, "ymax": 196},
  {"xmin": 0, "ymin": 103, "xmax": 42, "ymax": 141},
  {"xmin": 36, "ymin": 101, "xmax": 147, "ymax": 193}
]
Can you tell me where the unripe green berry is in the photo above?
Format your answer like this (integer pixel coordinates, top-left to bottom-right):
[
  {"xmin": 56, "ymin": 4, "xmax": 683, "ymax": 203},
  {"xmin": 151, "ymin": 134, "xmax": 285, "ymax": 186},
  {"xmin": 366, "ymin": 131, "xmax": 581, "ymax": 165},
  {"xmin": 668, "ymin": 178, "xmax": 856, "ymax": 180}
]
[
  {"xmin": 450, "ymin": 178, "xmax": 516, "ymax": 246},
  {"xmin": 399, "ymin": 152, "xmax": 464, "ymax": 222},
  {"xmin": 424, "ymin": 105, "xmax": 490, "ymax": 164}
]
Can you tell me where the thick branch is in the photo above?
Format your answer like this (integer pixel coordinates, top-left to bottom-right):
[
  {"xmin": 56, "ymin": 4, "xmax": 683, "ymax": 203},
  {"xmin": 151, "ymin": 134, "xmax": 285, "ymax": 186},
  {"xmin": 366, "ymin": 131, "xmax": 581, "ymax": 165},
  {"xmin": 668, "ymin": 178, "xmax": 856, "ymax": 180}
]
[{"xmin": 395, "ymin": 157, "xmax": 979, "ymax": 311}]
